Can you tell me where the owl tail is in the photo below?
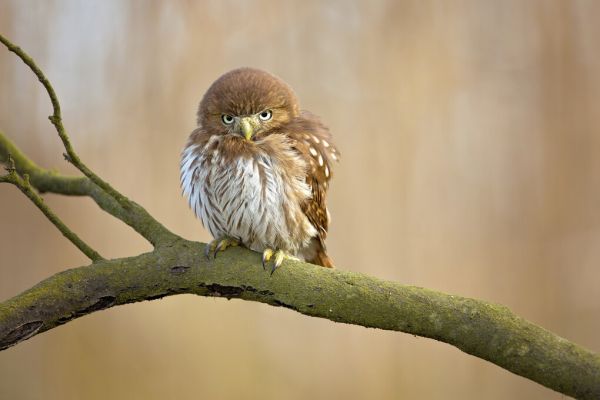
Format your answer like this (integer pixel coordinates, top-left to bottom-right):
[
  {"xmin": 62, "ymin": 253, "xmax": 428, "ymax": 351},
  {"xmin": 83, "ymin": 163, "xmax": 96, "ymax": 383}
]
[
  {"xmin": 309, "ymin": 239, "xmax": 335, "ymax": 268},
  {"xmin": 313, "ymin": 251, "xmax": 334, "ymax": 268}
]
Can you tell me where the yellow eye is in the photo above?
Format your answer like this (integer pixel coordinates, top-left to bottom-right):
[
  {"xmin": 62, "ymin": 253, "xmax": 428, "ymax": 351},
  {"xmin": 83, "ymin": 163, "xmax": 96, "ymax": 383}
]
[
  {"xmin": 259, "ymin": 110, "xmax": 272, "ymax": 121},
  {"xmin": 221, "ymin": 114, "xmax": 234, "ymax": 125}
]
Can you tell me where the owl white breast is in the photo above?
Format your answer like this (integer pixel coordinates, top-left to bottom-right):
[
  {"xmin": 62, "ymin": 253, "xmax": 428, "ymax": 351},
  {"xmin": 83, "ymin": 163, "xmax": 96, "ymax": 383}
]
[{"xmin": 180, "ymin": 134, "xmax": 317, "ymax": 257}]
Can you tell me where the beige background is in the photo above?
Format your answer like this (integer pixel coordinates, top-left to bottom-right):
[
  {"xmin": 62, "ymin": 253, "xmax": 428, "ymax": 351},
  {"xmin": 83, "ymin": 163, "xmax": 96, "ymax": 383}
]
[{"xmin": 1, "ymin": 1, "xmax": 599, "ymax": 399}]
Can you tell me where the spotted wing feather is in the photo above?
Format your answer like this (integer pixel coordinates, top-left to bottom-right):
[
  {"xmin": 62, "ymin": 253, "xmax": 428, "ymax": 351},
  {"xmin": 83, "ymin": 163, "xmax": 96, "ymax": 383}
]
[{"xmin": 286, "ymin": 111, "xmax": 339, "ymax": 267}]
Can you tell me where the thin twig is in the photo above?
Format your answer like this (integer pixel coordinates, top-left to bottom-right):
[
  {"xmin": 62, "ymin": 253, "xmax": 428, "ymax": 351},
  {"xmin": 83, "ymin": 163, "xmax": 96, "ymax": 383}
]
[
  {"xmin": 0, "ymin": 135, "xmax": 178, "ymax": 249},
  {"xmin": 0, "ymin": 156, "xmax": 104, "ymax": 262},
  {"xmin": 0, "ymin": 32, "xmax": 129, "ymax": 209}
]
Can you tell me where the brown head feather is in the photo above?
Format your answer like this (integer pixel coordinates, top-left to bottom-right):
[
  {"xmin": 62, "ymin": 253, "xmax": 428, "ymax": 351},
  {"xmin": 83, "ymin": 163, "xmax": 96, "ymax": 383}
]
[{"xmin": 198, "ymin": 67, "xmax": 299, "ymax": 136}]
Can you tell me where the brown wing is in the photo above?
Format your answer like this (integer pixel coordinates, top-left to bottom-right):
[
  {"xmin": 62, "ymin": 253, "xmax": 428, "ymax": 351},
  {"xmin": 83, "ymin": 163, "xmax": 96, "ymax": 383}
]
[{"xmin": 286, "ymin": 111, "xmax": 339, "ymax": 267}]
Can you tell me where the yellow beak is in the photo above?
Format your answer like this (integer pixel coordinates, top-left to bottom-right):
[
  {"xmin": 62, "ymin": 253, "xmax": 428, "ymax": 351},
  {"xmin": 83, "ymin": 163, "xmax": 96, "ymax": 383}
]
[{"xmin": 240, "ymin": 118, "xmax": 254, "ymax": 141}]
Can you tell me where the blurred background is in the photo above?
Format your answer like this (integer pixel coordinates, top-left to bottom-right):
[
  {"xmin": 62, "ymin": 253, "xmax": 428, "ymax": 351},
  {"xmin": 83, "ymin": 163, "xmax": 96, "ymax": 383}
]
[{"xmin": 1, "ymin": 1, "xmax": 599, "ymax": 398}]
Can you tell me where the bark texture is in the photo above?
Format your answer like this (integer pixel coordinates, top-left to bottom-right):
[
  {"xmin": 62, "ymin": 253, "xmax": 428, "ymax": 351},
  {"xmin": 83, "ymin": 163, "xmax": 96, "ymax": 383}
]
[{"xmin": 0, "ymin": 241, "xmax": 599, "ymax": 399}]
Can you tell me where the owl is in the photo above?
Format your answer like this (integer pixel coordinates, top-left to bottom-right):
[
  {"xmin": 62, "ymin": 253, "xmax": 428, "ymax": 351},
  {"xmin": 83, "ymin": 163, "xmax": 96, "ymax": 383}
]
[{"xmin": 180, "ymin": 68, "xmax": 339, "ymax": 273}]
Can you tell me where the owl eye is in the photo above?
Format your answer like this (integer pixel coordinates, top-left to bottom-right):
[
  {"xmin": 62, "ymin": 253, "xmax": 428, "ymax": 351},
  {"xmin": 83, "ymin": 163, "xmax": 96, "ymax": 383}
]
[
  {"xmin": 221, "ymin": 114, "xmax": 234, "ymax": 125},
  {"xmin": 259, "ymin": 110, "xmax": 272, "ymax": 121}
]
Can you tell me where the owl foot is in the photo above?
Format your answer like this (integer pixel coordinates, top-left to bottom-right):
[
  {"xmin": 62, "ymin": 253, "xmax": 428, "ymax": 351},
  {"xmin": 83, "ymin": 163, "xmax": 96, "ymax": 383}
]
[
  {"xmin": 262, "ymin": 248, "xmax": 298, "ymax": 275},
  {"xmin": 205, "ymin": 236, "xmax": 240, "ymax": 260}
]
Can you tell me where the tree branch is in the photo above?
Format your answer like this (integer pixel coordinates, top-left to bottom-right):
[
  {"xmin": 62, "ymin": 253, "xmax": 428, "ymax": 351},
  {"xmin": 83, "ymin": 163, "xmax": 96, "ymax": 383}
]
[
  {"xmin": 0, "ymin": 33, "xmax": 179, "ymax": 248},
  {"xmin": 0, "ymin": 241, "xmax": 598, "ymax": 399},
  {"xmin": 0, "ymin": 131, "xmax": 178, "ymax": 247},
  {"xmin": 0, "ymin": 33, "xmax": 128, "ymax": 209},
  {"xmin": 0, "ymin": 156, "xmax": 104, "ymax": 262}
]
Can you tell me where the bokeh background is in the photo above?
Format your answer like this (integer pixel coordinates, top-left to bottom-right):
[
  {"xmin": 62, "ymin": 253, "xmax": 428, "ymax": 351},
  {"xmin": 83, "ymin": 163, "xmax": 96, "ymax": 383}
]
[{"xmin": 1, "ymin": 1, "xmax": 599, "ymax": 398}]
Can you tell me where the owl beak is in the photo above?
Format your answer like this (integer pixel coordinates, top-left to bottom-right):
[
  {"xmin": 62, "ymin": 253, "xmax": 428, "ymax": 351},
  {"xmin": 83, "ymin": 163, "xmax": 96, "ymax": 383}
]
[{"xmin": 240, "ymin": 117, "xmax": 254, "ymax": 141}]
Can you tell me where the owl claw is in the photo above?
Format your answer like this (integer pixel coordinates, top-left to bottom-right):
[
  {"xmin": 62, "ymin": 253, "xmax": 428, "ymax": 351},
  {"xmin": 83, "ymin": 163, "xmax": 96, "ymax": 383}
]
[
  {"xmin": 205, "ymin": 237, "xmax": 239, "ymax": 260},
  {"xmin": 204, "ymin": 241, "xmax": 213, "ymax": 260},
  {"xmin": 262, "ymin": 248, "xmax": 297, "ymax": 275},
  {"xmin": 262, "ymin": 248, "xmax": 274, "ymax": 270}
]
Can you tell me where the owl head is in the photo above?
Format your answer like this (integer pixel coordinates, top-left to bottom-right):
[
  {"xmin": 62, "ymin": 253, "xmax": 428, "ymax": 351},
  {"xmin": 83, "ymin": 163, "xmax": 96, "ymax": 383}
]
[{"xmin": 198, "ymin": 68, "xmax": 300, "ymax": 141}]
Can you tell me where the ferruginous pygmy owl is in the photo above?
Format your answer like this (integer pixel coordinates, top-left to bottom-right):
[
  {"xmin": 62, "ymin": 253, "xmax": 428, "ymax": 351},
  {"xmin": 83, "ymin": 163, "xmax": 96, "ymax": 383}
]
[{"xmin": 180, "ymin": 68, "xmax": 339, "ymax": 272}]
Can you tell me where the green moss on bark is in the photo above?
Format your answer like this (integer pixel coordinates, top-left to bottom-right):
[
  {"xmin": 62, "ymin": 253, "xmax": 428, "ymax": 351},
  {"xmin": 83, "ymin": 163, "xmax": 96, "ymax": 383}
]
[{"xmin": 1, "ymin": 240, "xmax": 598, "ymax": 399}]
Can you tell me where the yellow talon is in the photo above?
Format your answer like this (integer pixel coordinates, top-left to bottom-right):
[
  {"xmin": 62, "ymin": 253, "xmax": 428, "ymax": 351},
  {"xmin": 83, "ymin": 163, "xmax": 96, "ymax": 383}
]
[
  {"xmin": 262, "ymin": 248, "xmax": 298, "ymax": 275},
  {"xmin": 273, "ymin": 251, "xmax": 285, "ymax": 270},
  {"xmin": 262, "ymin": 248, "xmax": 274, "ymax": 270},
  {"xmin": 205, "ymin": 237, "xmax": 239, "ymax": 260}
]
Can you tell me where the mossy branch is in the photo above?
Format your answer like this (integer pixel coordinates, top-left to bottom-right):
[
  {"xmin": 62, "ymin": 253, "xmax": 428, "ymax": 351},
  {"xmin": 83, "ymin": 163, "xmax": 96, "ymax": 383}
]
[
  {"xmin": 1, "ymin": 33, "xmax": 599, "ymax": 399},
  {"xmin": 0, "ymin": 242, "xmax": 599, "ymax": 399}
]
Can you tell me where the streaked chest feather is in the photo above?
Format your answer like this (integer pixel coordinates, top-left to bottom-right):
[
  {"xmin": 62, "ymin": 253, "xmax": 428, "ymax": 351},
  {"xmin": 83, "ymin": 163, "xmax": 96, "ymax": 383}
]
[{"xmin": 180, "ymin": 136, "xmax": 317, "ymax": 254}]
